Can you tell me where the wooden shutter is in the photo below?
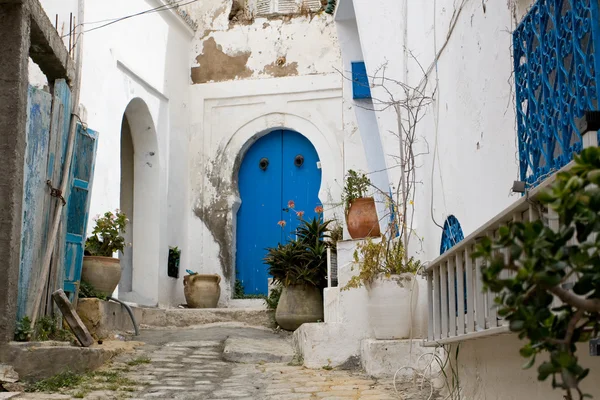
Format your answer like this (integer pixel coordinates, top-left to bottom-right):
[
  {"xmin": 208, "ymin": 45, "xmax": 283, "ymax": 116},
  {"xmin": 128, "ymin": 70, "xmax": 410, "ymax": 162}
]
[
  {"xmin": 256, "ymin": 0, "xmax": 271, "ymax": 14},
  {"xmin": 63, "ymin": 124, "xmax": 98, "ymax": 300},
  {"xmin": 277, "ymin": 0, "xmax": 297, "ymax": 13}
]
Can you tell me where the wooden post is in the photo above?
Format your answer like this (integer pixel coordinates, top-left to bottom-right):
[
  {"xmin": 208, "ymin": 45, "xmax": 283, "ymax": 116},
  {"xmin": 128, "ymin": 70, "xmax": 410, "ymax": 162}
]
[{"xmin": 52, "ymin": 289, "xmax": 93, "ymax": 347}]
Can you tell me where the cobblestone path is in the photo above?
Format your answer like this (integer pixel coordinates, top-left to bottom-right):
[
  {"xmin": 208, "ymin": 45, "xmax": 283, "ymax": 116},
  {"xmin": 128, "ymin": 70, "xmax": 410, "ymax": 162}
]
[{"xmin": 14, "ymin": 325, "xmax": 433, "ymax": 400}]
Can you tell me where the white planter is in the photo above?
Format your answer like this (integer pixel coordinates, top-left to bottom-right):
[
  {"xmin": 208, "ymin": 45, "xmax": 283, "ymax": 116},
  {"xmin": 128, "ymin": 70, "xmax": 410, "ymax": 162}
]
[{"xmin": 366, "ymin": 273, "xmax": 419, "ymax": 340}]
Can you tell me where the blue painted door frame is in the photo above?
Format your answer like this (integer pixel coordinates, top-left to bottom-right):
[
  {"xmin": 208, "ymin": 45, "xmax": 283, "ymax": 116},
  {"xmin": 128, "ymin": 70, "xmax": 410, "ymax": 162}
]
[{"xmin": 236, "ymin": 130, "xmax": 322, "ymax": 295}]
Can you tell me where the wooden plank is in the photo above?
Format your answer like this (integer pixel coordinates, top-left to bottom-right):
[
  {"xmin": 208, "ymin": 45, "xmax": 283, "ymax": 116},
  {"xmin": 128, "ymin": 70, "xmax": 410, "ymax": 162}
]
[
  {"xmin": 433, "ymin": 267, "xmax": 441, "ymax": 340},
  {"xmin": 475, "ymin": 252, "xmax": 485, "ymax": 331},
  {"xmin": 52, "ymin": 289, "xmax": 93, "ymax": 347},
  {"xmin": 440, "ymin": 262, "xmax": 449, "ymax": 339},
  {"xmin": 427, "ymin": 272, "xmax": 434, "ymax": 341},
  {"xmin": 465, "ymin": 246, "xmax": 475, "ymax": 333},
  {"xmin": 47, "ymin": 80, "xmax": 71, "ymax": 313},
  {"xmin": 448, "ymin": 259, "xmax": 456, "ymax": 337},
  {"xmin": 456, "ymin": 250, "xmax": 465, "ymax": 335},
  {"xmin": 19, "ymin": 86, "xmax": 53, "ymax": 320}
]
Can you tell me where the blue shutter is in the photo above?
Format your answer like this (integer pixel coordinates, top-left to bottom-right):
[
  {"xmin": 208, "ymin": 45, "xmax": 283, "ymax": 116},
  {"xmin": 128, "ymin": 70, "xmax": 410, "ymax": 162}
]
[
  {"xmin": 63, "ymin": 124, "xmax": 98, "ymax": 298},
  {"xmin": 351, "ymin": 62, "xmax": 372, "ymax": 99}
]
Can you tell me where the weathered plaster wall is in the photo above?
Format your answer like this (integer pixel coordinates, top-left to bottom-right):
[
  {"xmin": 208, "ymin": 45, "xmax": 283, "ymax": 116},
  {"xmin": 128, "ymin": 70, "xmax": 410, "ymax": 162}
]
[
  {"xmin": 183, "ymin": 0, "xmax": 340, "ymax": 84},
  {"xmin": 188, "ymin": 74, "xmax": 348, "ymax": 303},
  {"xmin": 183, "ymin": 0, "xmax": 360, "ymax": 302},
  {"xmin": 0, "ymin": 2, "xmax": 30, "ymax": 343}
]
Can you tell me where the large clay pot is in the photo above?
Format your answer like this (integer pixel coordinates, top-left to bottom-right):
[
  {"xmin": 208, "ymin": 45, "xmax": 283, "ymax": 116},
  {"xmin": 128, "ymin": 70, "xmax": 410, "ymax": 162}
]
[
  {"xmin": 276, "ymin": 285, "xmax": 324, "ymax": 331},
  {"xmin": 367, "ymin": 273, "xmax": 418, "ymax": 339},
  {"xmin": 184, "ymin": 274, "xmax": 221, "ymax": 308},
  {"xmin": 346, "ymin": 197, "xmax": 381, "ymax": 239},
  {"xmin": 82, "ymin": 256, "xmax": 121, "ymax": 296}
]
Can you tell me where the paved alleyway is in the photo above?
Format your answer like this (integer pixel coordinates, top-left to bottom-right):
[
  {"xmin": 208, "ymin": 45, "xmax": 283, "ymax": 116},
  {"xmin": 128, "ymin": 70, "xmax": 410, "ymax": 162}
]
[{"xmin": 14, "ymin": 324, "xmax": 435, "ymax": 400}]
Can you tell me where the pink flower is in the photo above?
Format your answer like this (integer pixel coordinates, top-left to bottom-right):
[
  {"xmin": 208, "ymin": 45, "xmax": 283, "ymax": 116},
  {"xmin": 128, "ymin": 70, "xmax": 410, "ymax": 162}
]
[
  {"xmin": 315, "ymin": 206, "xmax": 324, "ymax": 213},
  {"xmin": 296, "ymin": 211, "xmax": 305, "ymax": 218},
  {"xmin": 287, "ymin": 200, "xmax": 295, "ymax": 209},
  {"xmin": 277, "ymin": 220, "xmax": 287, "ymax": 227}
]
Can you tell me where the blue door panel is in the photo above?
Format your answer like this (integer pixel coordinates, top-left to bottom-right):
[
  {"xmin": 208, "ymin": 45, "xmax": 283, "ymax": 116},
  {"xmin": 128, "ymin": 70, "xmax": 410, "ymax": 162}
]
[
  {"xmin": 236, "ymin": 130, "xmax": 322, "ymax": 296},
  {"xmin": 281, "ymin": 131, "xmax": 322, "ymax": 241},
  {"xmin": 237, "ymin": 131, "xmax": 283, "ymax": 295}
]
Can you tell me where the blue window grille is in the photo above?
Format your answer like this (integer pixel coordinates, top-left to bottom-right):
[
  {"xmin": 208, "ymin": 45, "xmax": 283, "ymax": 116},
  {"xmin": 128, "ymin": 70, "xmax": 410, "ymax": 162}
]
[
  {"xmin": 441, "ymin": 216, "xmax": 466, "ymax": 315},
  {"xmin": 351, "ymin": 62, "xmax": 372, "ymax": 99},
  {"xmin": 440, "ymin": 215, "xmax": 465, "ymax": 254},
  {"xmin": 514, "ymin": 0, "xmax": 600, "ymax": 187}
]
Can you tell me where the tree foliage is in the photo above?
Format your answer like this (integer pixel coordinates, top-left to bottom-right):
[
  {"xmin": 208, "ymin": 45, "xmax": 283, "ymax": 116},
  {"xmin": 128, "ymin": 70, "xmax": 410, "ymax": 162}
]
[{"xmin": 475, "ymin": 147, "xmax": 600, "ymax": 400}]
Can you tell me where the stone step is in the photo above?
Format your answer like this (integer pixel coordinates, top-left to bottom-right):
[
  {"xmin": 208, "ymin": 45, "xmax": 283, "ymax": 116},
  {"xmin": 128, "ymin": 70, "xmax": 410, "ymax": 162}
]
[
  {"xmin": 139, "ymin": 307, "xmax": 274, "ymax": 329},
  {"xmin": 77, "ymin": 298, "xmax": 275, "ymax": 338},
  {"xmin": 223, "ymin": 337, "xmax": 294, "ymax": 364}
]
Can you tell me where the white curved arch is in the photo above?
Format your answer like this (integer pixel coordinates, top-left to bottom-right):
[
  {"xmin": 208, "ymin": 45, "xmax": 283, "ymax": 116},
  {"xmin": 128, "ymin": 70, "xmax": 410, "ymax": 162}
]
[
  {"xmin": 119, "ymin": 98, "xmax": 161, "ymax": 305},
  {"xmin": 224, "ymin": 111, "xmax": 343, "ymax": 205}
]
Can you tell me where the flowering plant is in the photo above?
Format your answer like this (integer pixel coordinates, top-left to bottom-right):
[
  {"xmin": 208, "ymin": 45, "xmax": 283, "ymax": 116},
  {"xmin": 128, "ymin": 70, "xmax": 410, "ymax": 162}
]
[
  {"xmin": 85, "ymin": 210, "xmax": 129, "ymax": 257},
  {"xmin": 266, "ymin": 202, "xmax": 332, "ymax": 289}
]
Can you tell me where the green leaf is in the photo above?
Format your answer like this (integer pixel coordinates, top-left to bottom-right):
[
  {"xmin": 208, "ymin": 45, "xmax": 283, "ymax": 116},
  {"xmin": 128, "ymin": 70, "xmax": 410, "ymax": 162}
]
[
  {"xmin": 522, "ymin": 355, "xmax": 536, "ymax": 370},
  {"xmin": 538, "ymin": 362, "xmax": 556, "ymax": 381},
  {"xmin": 509, "ymin": 320, "xmax": 525, "ymax": 332}
]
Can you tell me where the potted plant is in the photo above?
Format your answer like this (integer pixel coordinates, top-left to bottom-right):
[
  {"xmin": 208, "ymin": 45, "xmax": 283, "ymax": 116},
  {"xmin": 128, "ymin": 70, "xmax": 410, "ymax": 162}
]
[
  {"xmin": 342, "ymin": 237, "xmax": 421, "ymax": 339},
  {"xmin": 82, "ymin": 210, "xmax": 128, "ymax": 296},
  {"xmin": 343, "ymin": 170, "xmax": 380, "ymax": 239},
  {"xmin": 183, "ymin": 269, "xmax": 221, "ymax": 308},
  {"xmin": 265, "ymin": 209, "xmax": 331, "ymax": 331}
]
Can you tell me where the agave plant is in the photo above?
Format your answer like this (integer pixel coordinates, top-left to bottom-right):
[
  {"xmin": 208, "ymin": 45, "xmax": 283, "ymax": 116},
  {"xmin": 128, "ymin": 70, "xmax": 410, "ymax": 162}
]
[{"xmin": 264, "ymin": 217, "xmax": 332, "ymax": 289}]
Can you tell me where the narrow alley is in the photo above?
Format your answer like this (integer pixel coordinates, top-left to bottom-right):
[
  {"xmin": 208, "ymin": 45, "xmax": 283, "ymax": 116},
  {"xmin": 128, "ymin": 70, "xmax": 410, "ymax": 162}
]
[{"xmin": 11, "ymin": 324, "xmax": 433, "ymax": 399}]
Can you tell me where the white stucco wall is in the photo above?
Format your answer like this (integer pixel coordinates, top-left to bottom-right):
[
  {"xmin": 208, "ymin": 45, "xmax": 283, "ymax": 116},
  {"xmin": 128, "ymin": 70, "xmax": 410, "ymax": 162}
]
[
  {"xmin": 77, "ymin": 0, "xmax": 193, "ymax": 307},
  {"xmin": 452, "ymin": 334, "xmax": 600, "ymax": 399},
  {"xmin": 335, "ymin": 0, "xmax": 600, "ymax": 397}
]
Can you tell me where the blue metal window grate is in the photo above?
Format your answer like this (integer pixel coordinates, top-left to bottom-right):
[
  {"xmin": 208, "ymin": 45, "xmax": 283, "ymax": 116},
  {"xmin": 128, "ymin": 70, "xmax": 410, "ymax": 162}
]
[
  {"xmin": 514, "ymin": 0, "xmax": 600, "ymax": 187},
  {"xmin": 440, "ymin": 215, "xmax": 465, "ymax": 254},
  {"xmin": 351, "ymin": 61, "xmax": 372, "ymax": 99},
  {"xmin": 441, "ymin": 215, "xmax": 466, "ymax": 315}
]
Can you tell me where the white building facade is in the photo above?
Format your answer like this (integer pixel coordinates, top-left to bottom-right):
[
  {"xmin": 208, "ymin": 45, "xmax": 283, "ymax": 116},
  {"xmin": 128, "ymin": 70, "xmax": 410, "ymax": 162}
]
[
  {"xmin": 33, "ymin": 0, "xmax": 367, "ymax": 306},
  {"xmin": 332, "ymin": 0, "xmax": 600, "ymax": 398}
]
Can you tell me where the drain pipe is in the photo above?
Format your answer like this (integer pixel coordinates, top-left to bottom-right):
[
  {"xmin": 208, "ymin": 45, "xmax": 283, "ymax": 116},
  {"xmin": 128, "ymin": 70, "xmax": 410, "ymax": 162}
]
[{"xmin": 107, "ymin": 297, "xmax": 139, "ymax": 336}]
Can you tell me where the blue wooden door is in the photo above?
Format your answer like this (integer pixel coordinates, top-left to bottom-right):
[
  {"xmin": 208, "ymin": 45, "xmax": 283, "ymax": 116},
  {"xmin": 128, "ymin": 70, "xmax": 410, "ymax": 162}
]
[
  {"xmin": 64, "ymin": 125, "xmax": 98, "ymax": 299},
  {"xmin": 236, "ymin": 130, "xmax": 322, "ymax": 295}
]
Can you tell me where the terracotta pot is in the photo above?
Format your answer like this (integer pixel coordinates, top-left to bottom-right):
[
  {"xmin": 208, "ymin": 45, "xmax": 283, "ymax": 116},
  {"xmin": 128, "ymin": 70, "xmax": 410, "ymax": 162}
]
[
  {"xmin": 276, "ymin": 285, "xmax": 324, "ymax": 331},
  {"xmin": 346, "ymin": 197, "xmax": 381, "ymax": 239},
  {"xmin": 367, "ymin": 273, "xmax": 418, "ymax": 339},
  {"xmin": 82, "ymin": 256, "xmax": 121, "ymax": 296},
  {"xmin": 184, "ymin": 274, "xmax": 221, "ymax": 308}
]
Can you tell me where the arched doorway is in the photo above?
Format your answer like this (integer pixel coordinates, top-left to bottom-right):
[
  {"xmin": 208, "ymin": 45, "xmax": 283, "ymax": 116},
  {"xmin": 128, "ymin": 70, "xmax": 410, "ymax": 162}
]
[
  {"xmin": 236, "ymin": 130, "xmax": 322, "ymax": 296},
  {"xmin": 118, "ymin": 98, "xmax": 160, "ymax": 304}
]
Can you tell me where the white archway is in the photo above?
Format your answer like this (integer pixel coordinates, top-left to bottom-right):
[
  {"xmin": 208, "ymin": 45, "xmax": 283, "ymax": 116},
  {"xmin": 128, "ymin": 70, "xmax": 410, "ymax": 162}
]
[{"xmin": 119, "ymin": 98, "xmax": 160, "ymax": 304}]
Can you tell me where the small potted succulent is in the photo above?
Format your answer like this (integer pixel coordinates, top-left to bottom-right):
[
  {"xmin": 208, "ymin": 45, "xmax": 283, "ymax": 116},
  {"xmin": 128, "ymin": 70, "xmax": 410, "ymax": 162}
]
[
  {"xmin": 82, "ymin": 210, "xmax": 128, "ymax": 296},
  {"xmin": 264, "ymin": 205, "xmax": 331, "ymax": 331},
  {"xmin": 342, "ymin": 237, "xmax": 421, "ymax": 339},
  {"xmin": 343, "ymin": 170, "xmax": 380, "ymax": 239}
]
